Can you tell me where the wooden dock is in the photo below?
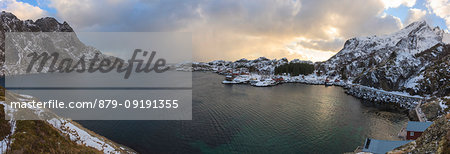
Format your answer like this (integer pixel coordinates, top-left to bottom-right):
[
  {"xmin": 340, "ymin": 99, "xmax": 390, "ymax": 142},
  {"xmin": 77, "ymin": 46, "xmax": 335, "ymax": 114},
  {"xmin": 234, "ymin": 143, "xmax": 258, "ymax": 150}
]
[{"xmin": 415, "ymin": 100, "xmax": 427, "ymax": 122}]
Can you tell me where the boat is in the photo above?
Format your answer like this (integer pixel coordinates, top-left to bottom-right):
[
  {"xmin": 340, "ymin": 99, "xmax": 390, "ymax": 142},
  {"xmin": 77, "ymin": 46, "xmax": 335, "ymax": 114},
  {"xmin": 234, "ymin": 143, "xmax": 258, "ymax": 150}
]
[
  {"xmin": 233, "ymin": 75, "xmax": 250, "ymax": 83},
  {"xmin": 325, "ymin": 78, "xmax": 333, "ymax": 86},
  {"xmin": 225, "ymin": 75, "xmax": 234, "ymax": 81},
  {"xmin": 254, "ymin": 78, "xmax": 276, "ymax": 87},
  {"xmin": 222, "ymin": 80, "xmax": 238, "ymax": 84},
  {"xmin": 249, "ymin": 78, "xmax": 259, "ymax": 85}
]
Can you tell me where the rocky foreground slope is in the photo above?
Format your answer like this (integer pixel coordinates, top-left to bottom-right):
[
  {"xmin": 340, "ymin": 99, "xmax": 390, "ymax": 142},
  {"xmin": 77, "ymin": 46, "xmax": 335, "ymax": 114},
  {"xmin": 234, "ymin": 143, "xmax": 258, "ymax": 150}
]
[
  {"xmin": 388, "ymin": 113, "xmax": 450, "ymax": 153},
  {"xmin": 0, "ymin": 90, "xmax": 135, "ymax": 153}
]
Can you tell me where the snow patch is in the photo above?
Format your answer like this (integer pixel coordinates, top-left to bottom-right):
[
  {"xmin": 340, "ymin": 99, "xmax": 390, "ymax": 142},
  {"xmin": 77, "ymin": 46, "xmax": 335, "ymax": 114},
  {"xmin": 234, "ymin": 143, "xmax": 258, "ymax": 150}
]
[
  {"xmin": 47, "ymin": 118, "xmax": 120, "ymax": 154},
  {"xmin": 404, "ymin": 74, "xmax": 424, "ymax": 90},
  {"xmin": 0, "ymin": 102, "xmax": 17, "ymax": 153}
]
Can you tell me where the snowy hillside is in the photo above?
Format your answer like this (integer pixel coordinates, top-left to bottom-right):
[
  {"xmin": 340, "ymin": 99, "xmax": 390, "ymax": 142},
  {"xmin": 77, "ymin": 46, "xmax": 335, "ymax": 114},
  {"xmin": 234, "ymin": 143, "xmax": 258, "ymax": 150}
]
[
  {"xmin": 316, "ymin": 21, "xmax": 448, "ymax": 96},
  {"xmin": 190, "ymin": 57, "xmax": 312, "ymax": 75}
]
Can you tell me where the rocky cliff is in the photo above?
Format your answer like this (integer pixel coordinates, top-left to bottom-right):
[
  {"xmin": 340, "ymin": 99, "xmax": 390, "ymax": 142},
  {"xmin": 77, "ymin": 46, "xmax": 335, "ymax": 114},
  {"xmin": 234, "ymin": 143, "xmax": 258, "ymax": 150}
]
[
  {"xmin": 317, "ymin": 21, "xmax": 449, "ymax": 96},
  {"xmin": 0, "ymin": 11, "xmax": 121, "ymax": 75}
]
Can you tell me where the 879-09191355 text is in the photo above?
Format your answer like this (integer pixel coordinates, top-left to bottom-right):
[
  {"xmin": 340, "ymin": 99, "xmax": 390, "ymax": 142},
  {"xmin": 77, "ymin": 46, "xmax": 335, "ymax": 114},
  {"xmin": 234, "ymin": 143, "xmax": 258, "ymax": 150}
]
[{"xmin": 9, "ymin": 99, "xmax": 179, "ymax": 109}]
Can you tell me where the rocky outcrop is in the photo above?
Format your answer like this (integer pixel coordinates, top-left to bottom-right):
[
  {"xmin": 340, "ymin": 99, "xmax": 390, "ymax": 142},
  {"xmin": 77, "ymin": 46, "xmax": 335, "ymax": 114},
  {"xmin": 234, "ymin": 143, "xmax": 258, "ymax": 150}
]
[
  {"xmin": 33, "ymin": 17, "xmax": 73, "ymax": 32},
  {"xmin": 0, "ymin": 11, "xmax": 73, "ymax": 32},
  {"xmin": 421, "ymin": 100, "xmax": 443, "ymax": 121},
  {"xmin": 389, "ymin": 113, "xmax": 450, "ymax": 153},
  {"xmin": 0, "ymin": 11, "xmax": 75, "ymax": 68},
  {"xmin": 0, "ymin": 11, "xmax": 122, "ymax": 75}
]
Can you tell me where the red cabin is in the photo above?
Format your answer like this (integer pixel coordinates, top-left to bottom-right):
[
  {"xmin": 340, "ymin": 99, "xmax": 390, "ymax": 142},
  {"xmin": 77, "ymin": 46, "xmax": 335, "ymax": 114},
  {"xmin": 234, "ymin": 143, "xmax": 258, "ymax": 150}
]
[{"xmin": 406, "ymin": 121, "xmax": 433, "ymax": 140}]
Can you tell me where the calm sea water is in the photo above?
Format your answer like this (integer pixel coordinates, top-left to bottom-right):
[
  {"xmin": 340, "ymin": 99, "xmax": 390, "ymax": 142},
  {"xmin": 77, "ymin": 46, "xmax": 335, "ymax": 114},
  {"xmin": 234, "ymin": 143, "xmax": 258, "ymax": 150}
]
[
  {"xmin": 10, "ymin": 72, "xmax": 408, "ymax": 153},
  {"xmin": 76, "ymin": 72, "xmax": 407, "ymax": 153}
]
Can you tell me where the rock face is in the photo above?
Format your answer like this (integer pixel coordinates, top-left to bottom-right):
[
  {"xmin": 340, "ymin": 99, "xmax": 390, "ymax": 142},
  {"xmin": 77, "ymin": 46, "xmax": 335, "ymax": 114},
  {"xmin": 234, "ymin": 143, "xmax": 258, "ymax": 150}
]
[
  {"xmin": 0, "ymin": 11, "xmax": 120, "ymax": 75},
  {"xmin": 0, "ymin": 11, "xmax": 73, "ymax": 32},
  {"xmin": 317, "ymin": 21, "xmax": 449, "ymax": 96},
  {"xmin": 421, "ymin": 100, "xmax": 443, "ymax": 121},
  {"xmin": 33, "ymin": 17, "xmax": 73, "ymax": 32}
]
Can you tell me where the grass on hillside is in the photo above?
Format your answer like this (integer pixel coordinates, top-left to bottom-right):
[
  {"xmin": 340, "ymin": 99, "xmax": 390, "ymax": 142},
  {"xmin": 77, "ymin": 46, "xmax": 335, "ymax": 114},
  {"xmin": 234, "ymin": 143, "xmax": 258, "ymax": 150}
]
[
  {"xmin": 0, "ymin": 85, "xmax": 102, "ymax": 153},
  {"xmin": 10, "ymin": 120, "xmax": 101, "ymax": 153}
]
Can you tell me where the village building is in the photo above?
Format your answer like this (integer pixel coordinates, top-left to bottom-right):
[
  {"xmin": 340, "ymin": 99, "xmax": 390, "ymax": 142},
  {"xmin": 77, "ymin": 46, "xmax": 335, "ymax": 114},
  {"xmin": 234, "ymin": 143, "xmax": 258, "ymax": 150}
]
[
  {"xmin": 361, "ymin": 138, "xmax": 412, "ymax": 154},
  {"xmin": 406, "ymin": 121, "xmax": 433, "ymax": 140},
  {"xmin": 360, "ymin": 121, "xmax": 433, "ymax": 153}
]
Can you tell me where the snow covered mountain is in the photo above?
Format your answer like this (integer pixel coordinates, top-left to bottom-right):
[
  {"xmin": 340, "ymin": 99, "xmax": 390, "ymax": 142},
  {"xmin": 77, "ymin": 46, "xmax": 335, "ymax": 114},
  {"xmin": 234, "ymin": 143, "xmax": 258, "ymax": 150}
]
[
  {"xmin": 191, "ymin": 57, "xmax": 312, "ymax": 74},
  {"xmin": 317, "ymin": 21, "xmax": 449, "ymax": 96},
  {"xmin": 0, "ymin": 11, "xmax": 120, "ymax": 75},
  {"xmin": 189, "ymin": 21, "xmax": 448, "ymax": 97}
]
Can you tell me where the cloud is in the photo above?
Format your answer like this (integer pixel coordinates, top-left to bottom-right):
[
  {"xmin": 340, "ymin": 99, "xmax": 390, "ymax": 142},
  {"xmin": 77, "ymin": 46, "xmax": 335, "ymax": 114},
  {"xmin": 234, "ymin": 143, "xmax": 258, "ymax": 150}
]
[
  {"xmin": 381, "ymin": 0, "xmax": 416, "ymax": 8},
  {"xmin": 192, "ymin": 0, "xmax": 403, "ymax": 62},
  {"xmin": 46, "ymin": 0, "xmax": 405, "ymax": 62},
  {"xmin": 404, "ymin": 8, "xmax": 428, "ymax": 25},
  {"xmin": 48, "ymin": 0, "xmax": 138, "ymax": 30},
  {"xmin": 0, "ymin": 0, "xmax": 47, "ymax": 20},
  {"xmin": 426, "ymin": 0, "xmax": 450, "ymax": 30},
  {"xmin": 286, "ymin": 41, "xmax": 337, "ymax": 62},
  {"xmin": 295, "ymin": 38, "xmax": 345, "ymax": 52}
]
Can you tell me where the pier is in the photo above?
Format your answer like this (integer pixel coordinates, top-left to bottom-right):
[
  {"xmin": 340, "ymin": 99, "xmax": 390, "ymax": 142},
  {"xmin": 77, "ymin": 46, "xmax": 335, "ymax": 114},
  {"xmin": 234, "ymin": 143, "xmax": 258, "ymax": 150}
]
[{"xmin": 415, "ymin": 100, "xmax": 427, "ymax": 122}]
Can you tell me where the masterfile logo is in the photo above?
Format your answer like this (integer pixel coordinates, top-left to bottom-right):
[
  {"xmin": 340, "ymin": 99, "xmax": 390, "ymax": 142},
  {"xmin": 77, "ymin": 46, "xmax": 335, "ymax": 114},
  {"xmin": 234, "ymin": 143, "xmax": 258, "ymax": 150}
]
[{"xmin": 26, "ymin": 49, "xmax": 170, "ymax": 79}]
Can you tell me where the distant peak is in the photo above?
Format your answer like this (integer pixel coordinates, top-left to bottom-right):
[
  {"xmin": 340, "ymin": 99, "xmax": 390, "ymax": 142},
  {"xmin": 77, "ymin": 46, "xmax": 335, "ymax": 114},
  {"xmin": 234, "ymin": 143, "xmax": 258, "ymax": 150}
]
[
  {"xmin": 35, "ymin": 17, "xmax": 58, "ymax": 22},
  {"xmin": 0, "ymin": 11, "xmax": 74, "ymax": 32},
  {"xmin": 0, "ymin": 11, "xmax": 19, "ymax": 20},
  {"xmin": 404, "ymin": 20, "xmax": 428, "ymax": 29}
]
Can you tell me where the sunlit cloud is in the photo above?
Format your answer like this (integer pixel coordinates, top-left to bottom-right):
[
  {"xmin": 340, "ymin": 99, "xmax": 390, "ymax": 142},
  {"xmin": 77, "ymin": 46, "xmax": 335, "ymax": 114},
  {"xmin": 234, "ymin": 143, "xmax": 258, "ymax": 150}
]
[
  {"xmin": 426, "ymin": 0, "xmax": 450, "ymax": 30},
  {"xmin": 48, "ymin": 0, "xmax": 138, "ymax": 30},
  {"xmin": 0, "ymin": 0, "xmax": 47, "ymax": 20},
  {"xmin": 405, "ymin": 8, "xmax": 427, "ymax": 25},
  {"xmin": 2, "ymin": 0, "xmax": 448, "ymax": 62},
  {"xmin": 381, "ymin": 0, "xmax": 416, "ymax": 8},
  {"xmin": 286, "ymin": 38, "xmax": 337, "ymax": 62}
]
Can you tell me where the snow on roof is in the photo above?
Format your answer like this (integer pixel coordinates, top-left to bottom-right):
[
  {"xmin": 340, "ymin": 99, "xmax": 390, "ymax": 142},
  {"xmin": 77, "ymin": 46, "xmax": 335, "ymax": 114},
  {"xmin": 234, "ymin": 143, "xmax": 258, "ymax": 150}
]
[
  {"xmin": 406, "ymin": 121, "xmax": 433, "ymax": 132},
  {"xmin": 362, "ymin": 138, "xmax": 412, "ymax": 154}
]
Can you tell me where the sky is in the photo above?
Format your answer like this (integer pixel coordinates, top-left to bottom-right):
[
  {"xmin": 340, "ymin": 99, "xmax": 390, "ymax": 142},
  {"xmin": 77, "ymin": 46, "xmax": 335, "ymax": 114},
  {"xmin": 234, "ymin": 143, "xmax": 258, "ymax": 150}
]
[{"xmin": 1, "ymin": 0, "xmax": 449, "ymax": 62}]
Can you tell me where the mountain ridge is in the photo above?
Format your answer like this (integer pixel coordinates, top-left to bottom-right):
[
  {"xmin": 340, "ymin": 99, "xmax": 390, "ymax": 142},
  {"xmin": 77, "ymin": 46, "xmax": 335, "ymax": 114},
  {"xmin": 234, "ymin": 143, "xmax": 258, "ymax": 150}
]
[
  {"xmin": 0, "ymin": 11, "xmax": 122, "ymax": 76},
  {"xmin": 316, "ymin": 20, "xmax": 449, "ymax": 96}
]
